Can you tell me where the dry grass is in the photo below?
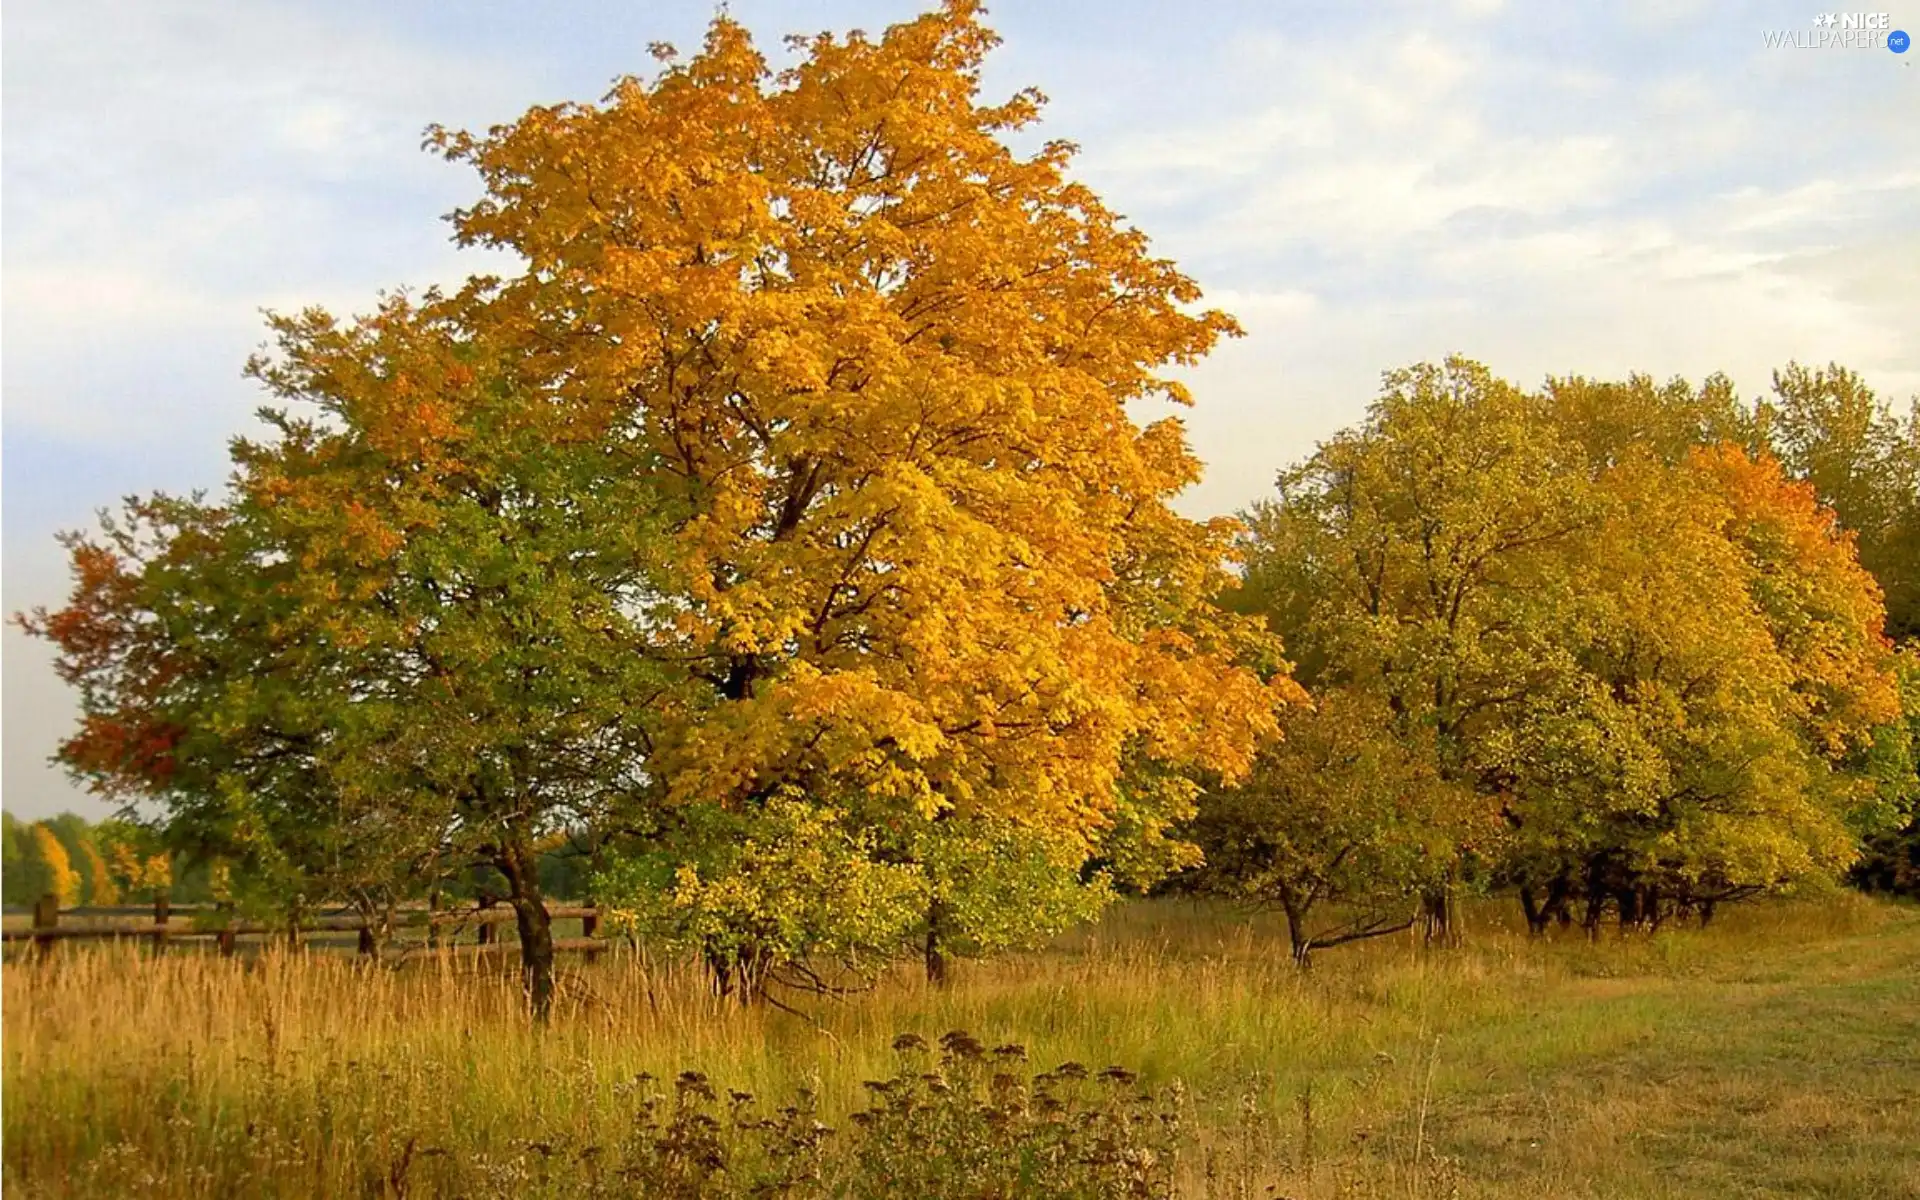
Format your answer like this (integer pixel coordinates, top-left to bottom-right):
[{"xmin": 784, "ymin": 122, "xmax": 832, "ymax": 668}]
[{"xmin": 4, "ymin": 893, "xmax": 1917, "ymax": 1197}]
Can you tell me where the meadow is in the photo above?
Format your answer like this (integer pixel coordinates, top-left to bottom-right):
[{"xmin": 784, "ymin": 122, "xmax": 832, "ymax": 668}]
[{"xmin": 5, "ymin": 893, "xmax": 1916, "ymax": 1198}]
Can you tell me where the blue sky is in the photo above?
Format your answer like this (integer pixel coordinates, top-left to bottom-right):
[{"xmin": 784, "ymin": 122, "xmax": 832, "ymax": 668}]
[{"xmin": 4, "ymin": 0, "xmax": 1917, "ymax": 819}]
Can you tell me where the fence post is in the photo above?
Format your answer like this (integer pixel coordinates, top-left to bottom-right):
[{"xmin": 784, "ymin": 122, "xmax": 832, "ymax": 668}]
[
  {"xmin": 582, "ymin": 904, "xmax": 601, "ymax": 964},
  {"xmin": 215, "ymin": 901, "xmax": 237, "ymax": 958},
  {"xmin": 33, "ymin": 892, "xmax": 59, "ymax": 961},
  {"xmin": 477, "ymin": 895, "xmax": 496, "ymax": 946},
  {"xmin": 153, "ymin": 893, "xmax": 171, "ymax": 951},
  {"xmin": 427, "ymin": 889, "xmax": 441, "ymax": 950}
]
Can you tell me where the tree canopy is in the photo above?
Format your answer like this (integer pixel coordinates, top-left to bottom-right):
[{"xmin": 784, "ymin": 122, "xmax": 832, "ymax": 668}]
[{"xmin": 1207, "ymin": 358, "xmax": 1908, "ymax": 942}]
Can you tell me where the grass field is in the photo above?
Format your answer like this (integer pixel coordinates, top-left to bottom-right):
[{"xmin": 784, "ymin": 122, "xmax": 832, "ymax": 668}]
[{"xmin": 4, "ymin": 893, "xmax": 1917, "ymax": 1198}]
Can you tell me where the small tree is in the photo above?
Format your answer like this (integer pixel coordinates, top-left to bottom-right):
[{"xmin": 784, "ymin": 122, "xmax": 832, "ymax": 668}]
[
  {"xmin": 29, "ymin": 823, "xmax": 80, "ymax": 908},
  {"xmin": 0, "ymin": 815, "xmax": 25, "ymax": 907},
  {"xmin": 596, "ymin": 795, "xmax": 926, "ymax": 1002},
  {"xmin": 1193, "ymin": 692, "xmax": 1485, "ymax": 966},
  {"xmin": 76, "ymin": 838, "xmax": 117, "ymax": 906},
  {"xmin": 97, "ymin": 821, "xmax": 175, "ymax": 904},
  {"xmin": 909, "ymin": 812, "xmax": 1112, "ymax": 984}
]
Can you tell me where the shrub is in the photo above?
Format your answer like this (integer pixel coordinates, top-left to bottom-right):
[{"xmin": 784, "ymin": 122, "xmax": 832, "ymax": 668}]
[{"xmin": 435, "ymin": 1031, "xmax": 1186, "ymax": 1199}]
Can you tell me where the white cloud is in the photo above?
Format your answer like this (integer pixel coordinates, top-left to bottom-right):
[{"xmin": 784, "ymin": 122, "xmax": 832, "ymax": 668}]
[
  {"xmin": 4, "ymin": 0, "xmax": 539, "ymax": 817},
  {"xmin": 1081, "ymin": 7, "xmax": 1920, "ymax": 523},
  {"xmin": 1208, "ymin": 288, "xmax": 1322, "ymax": 330},
  {"xmin": 2, "ymin": 0, "xmax": 534, "ymax": 444},
  {"xmin": 1453, "ymin": 0, "xmax": 1507, "ymax": 19},
  {"xmin": 1083, "ymin": 30, "xmax": 1631, "ymax": 265}
]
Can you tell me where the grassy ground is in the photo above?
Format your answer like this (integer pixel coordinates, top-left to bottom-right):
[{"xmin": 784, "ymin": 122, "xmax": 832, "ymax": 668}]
[{"xmin": 4, "ymin": 892, "xmax": 1916, "ymax": 1197}]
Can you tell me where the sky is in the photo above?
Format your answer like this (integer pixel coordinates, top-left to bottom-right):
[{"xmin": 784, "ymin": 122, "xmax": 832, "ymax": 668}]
[{"xmin": 4, "ymin": 0, "xmax": 1917, "ymax": 820}]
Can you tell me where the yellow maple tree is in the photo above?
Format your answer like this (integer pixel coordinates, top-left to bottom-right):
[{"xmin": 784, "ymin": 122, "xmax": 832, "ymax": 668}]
[
  {"xmin": 30, "ymin": 824, "xmax": 81, "ymax": 908},
  {"xmin": 77, "ymin": 838, "xmax": 118, "ymax": 905},
  {"xmin": 430, "ymin": 1, "xmax": 1297, "ymax": 848}
]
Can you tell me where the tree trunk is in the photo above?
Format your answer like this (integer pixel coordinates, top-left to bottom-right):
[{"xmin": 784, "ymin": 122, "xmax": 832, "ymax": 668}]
[
  {"xmin": 354, "ymin": 896, "xmax": 389, "ymax": 961},
  {"xmin": 924, "ymin": 899, "xmax": 950, "ymax": 986},
  {"xmin": 1274, "ymin": 883, "xmax": 1320, "ymax": 967},
  {"xmin": 1615, "ymin": 887, "xmax": 1640, "ymax": 930},
  {"xmin": 1281, "ymin": 895, "xmax": 1314, "ymax": 970},
  {"xmin": 1582, "ymin": 859, "xmax": 1608, "ymax": 939},
  {"xmin": 1420, "ymin": 886, "xmax": 1457, "ymax": 948},
  {"xmin": 704, "ymin": 940, "xmax": 772, "ymax": 1005},
  {"xmin": 1519, "ymin": 886, "xmax": 1548, "ymax": 937},
  {"xmin": 497, "ymin": 832, "xmax": 556, "ymax": 1022},
  {"xmin": 704, "ymin": 941, "xmax": 736, "ymax": 1002},
  {"xmin": 1549, "ymin": 877, "xmax": 1574, "ymax": 929}
]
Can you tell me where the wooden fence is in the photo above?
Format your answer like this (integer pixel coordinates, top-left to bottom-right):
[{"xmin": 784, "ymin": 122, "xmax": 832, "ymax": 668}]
[{"xmin": 2, "ymin": 893, "xmax": 614, "ymax": 962}]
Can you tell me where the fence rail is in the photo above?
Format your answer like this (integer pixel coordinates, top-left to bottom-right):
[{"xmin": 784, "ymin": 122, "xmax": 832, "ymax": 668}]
[{"xmin": 4, "ymin": 893, "xmax": 610, "ymax": 961}]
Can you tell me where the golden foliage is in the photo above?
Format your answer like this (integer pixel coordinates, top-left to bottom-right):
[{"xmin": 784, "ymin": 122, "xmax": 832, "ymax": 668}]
[
  {"xmin": 419, "ymin": 1, "xmax": 1298, "ymax": 842},
  {"xmin": 30, "ymin": 824, "xmax": 80, "ymax": 908}
]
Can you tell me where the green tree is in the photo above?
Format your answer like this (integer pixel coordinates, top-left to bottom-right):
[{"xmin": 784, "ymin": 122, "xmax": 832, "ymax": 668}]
[
  {"xmin": 2, "ymin": 813, "xmax": 41, "ymax": 907},
  {"xmin": 597, "ymin": 796, "xmax": 926, "ymax": 1001},
  {"xmin": 1190, "ymin": 691, "xmax": 1486, "ymax": 965},
  {"xmin": 1849, "ymin": 649, "xmax": 1920, "ymax": 896},
  {"xmin": 20, "ymin": 293, "xmax": 675, "ymax": 1015},
  {"xmin": 1763, "ymin": 363, "xmax": 1920, "ymax": 641},
  {"xmin": 1233, "ymin": 358, "xmax": 1597, "ymax": 940},
  {"xmin": 1760, "ymin": 365, "xmax": 1920, "ymax": 896},
  {"xmin": 1220, "ymin": 358, "xmax": 1903, "ymax": 937},
  {"xmin": 907, "ymin": 812, "xmax": 1113, "ymax": 984}
]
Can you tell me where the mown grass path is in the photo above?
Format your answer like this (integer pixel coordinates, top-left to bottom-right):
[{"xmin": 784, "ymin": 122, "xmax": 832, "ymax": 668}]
[{"xmin": 1399, "ymin": 912, "xmax": 1920, "ymax": 1198}]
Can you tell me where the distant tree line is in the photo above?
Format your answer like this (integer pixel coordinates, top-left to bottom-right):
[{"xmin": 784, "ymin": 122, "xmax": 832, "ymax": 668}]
[
  {"xmin": 1, "ymin": 811, "xmax": 194, "ymax": 908},
  {"xmin": 0, "ymin": 810, "xmax": 598, "ymax": 911}
]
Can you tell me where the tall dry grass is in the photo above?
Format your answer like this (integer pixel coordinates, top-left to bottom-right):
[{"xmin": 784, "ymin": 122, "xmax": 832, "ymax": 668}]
[{"xmin": 3, "ymin": 892, "xmax": 1910, "ymax": 1197}]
